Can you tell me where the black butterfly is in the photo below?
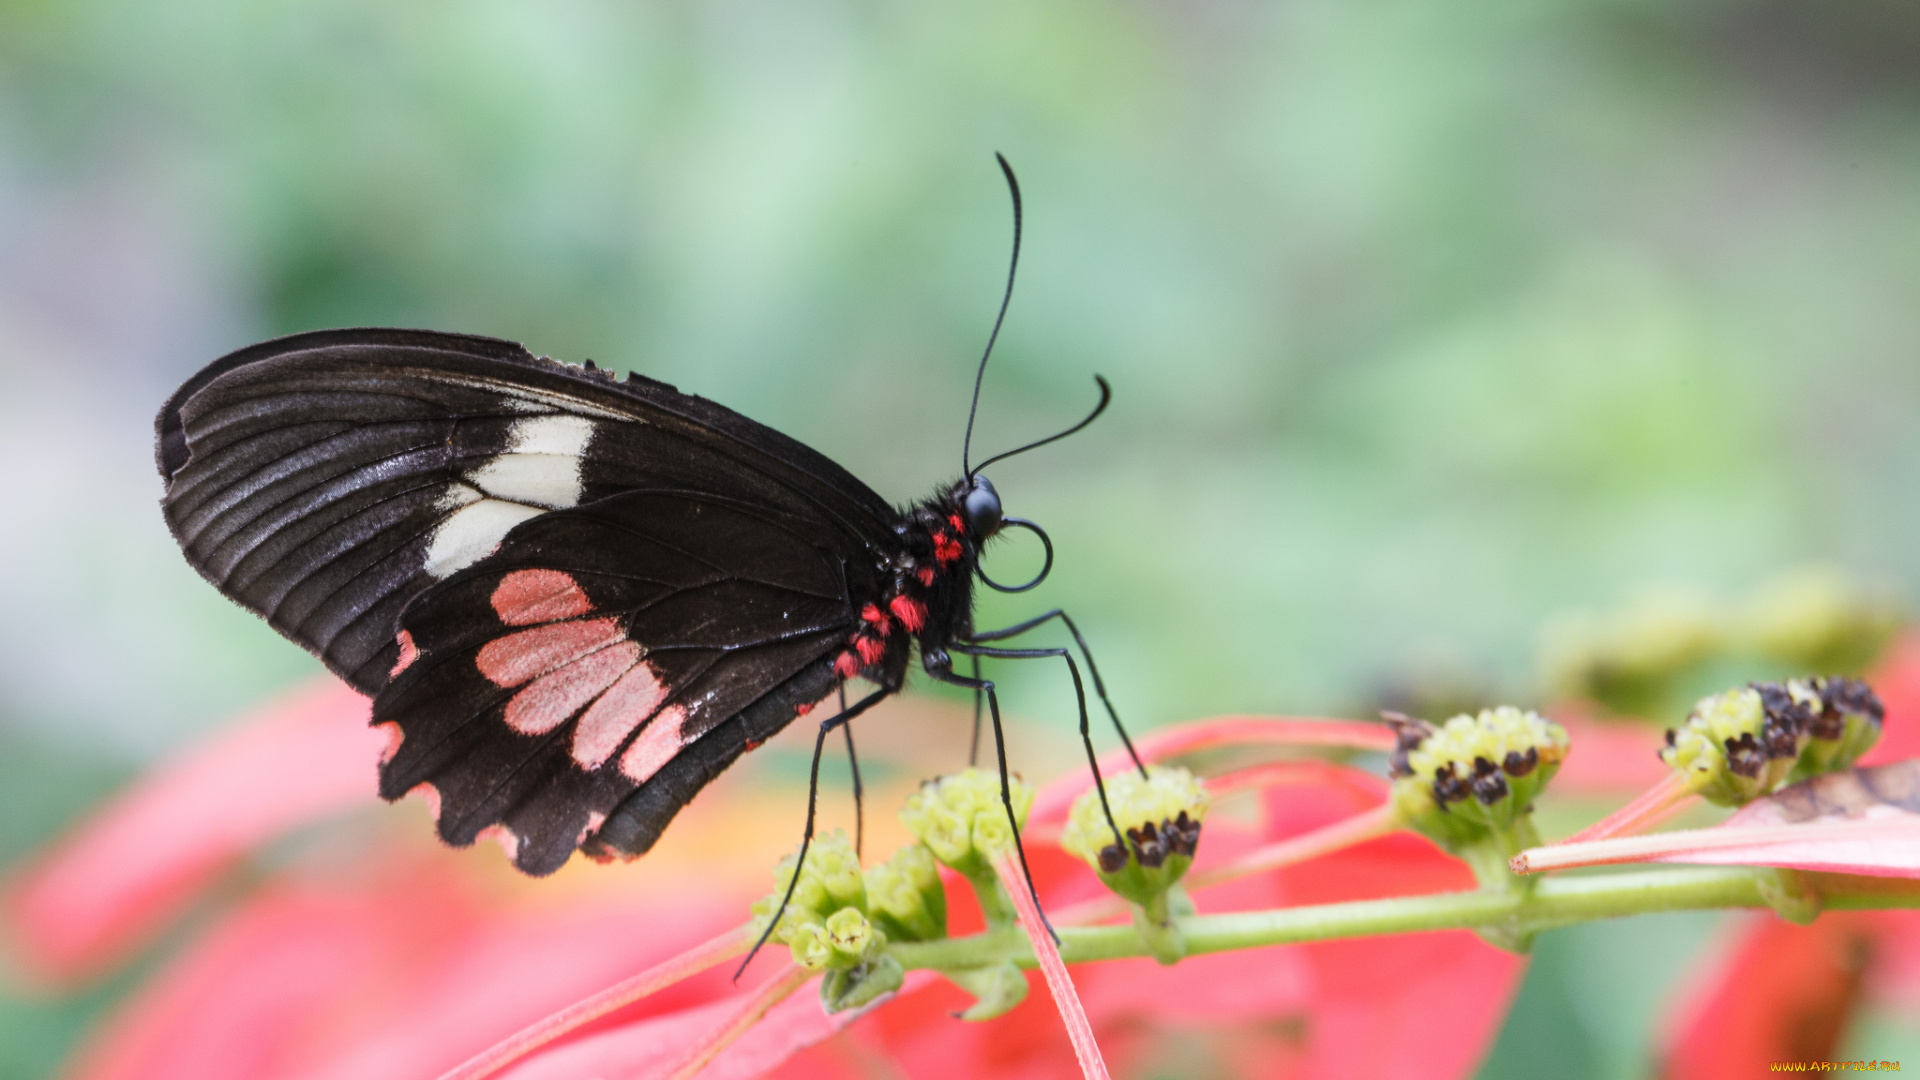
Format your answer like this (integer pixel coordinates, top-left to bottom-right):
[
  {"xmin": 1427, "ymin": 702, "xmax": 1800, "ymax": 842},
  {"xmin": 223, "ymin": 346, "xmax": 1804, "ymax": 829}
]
[{"xmin": 154, "ymin": 159, "xmax": 1140, "ymax": 889}]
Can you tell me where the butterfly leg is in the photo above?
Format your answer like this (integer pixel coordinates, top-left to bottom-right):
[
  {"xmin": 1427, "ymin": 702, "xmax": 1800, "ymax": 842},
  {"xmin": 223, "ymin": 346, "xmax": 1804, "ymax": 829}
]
[
  {"xmin": 968, "ymin": 653, "xmax": 984, "ymax": 766},
  {"xmin": 968, "ymin": 609, "xmax": 1146, "ymax": 774},
  {"xmin": 839, "ymin": 684, "xmax": 864, "ymax": 859},
  {"xmin": 924, "ymin": 656, "xmax": 1061, "ymax": 943},
  {"xmin": 739, "ymin": 686, "xmax": 890, "ymax": 979},
  {"xmin": 951, "ymin": 643, "xmax": 1130, "ymax": 858}
]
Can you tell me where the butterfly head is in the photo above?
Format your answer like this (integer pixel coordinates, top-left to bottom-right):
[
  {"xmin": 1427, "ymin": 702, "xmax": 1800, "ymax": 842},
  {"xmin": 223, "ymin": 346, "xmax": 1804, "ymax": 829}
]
[{"xmin": 959, "ymin": 475, "xmax": 1004, "ymax": 540}]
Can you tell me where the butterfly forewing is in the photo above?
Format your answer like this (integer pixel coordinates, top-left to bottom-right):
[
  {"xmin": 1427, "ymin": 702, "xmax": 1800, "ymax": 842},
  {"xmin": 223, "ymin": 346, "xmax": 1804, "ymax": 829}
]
[
  {"xmin": 376, "ymin": 490, "xmax": 873, "ymax": 873},
  {"xmin": 157, "ymin": 329, "xmax": 897, "ymax": 694}
]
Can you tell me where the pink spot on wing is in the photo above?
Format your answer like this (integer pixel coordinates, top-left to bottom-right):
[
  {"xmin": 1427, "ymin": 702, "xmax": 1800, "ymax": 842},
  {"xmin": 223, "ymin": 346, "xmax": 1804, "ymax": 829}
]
[
  {"xmin": 503, "ymin": 641, "xmax": 641, "ymax": 736},
  {"xmin": 476, "ymin": 618, "xmax": 624, "ymax": 688},
  {"xmin": 477, "ymin": 824, "xmax": 520, "ymax": 862},
  {"xmin": 619, "ymin": 705, "xmax": 689, "ymax": 784},
  {"xmin": 577, "ymin": 810, "xmax": 607, "ymax": 846},
  {"xmin": 407, "ymin": 782, "xmax": 442, "ymax": 821},
  {"xmin": 375, "ymin": 721, "xmax": 404, "ymax": 765},
  {"xmin": 570, "ymin": 661, "xmax": 670, "ymax": 769},
  {"xmin": 490, "ymin": 569, "xmax": 594, "ymax": 627},
  {"xmin": 390, "ymin": 630, "xmax": 419, "ymax": 677}
]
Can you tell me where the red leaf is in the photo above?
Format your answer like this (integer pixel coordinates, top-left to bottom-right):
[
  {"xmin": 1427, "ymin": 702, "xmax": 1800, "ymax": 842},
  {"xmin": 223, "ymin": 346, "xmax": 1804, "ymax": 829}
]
[
  {"xmin": 1659, "ymin": 913, "xmax": 1875, "ymax": 1079},
  {"xmin": 2, "ymin": 678, "xmax": 382, "ymax": 985}
]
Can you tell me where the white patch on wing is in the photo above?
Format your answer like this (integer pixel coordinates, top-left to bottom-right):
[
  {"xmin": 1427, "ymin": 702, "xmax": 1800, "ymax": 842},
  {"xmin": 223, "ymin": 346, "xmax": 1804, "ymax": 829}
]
[
  {"xmin": 421, "ymin": 414, "xmax": 597, "ymax": 580},
  {"xmin": 466, "ymin": 413, "xmax": 594, "ymax": 508},
  {"xmin": 424, "ymin": 499, "xmax": 544, "ymax": 579}
]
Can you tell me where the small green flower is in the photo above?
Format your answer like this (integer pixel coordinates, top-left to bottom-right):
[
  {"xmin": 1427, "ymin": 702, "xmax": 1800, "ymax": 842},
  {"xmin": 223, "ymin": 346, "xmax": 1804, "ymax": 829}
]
[
  {"xmin": 1389, "ymin": 706, "xmax": 1569, "ymax": 850},
  {"xmin": 784, "ymin": 920, "xmax": 838, "ymax": 971},
  {"xmin": 1060, "ymin": 766, "xmax": 1209, "ymax": 909},
  {"xmin": 899, "ymin": 768, "xmax": 1034, "ymax": 879},
  {"xmin": 1744, "ymin": 568, "xmax": 1904, "ymax": 675},
  {"xmin": 862, "ymin": 843, "xmax": 947, "ymax": 943},
  {"xmin": 1540, "ymin": 591, "xmax": 1722, "ymax": 717},
  {"xmin": 1663, "ymin": 678, "xmax": 1884, "ymax": 805},
  {"xmin": 1795, "ymin": 676, "xmax": 1885, "ymax": 776},
  {"xmin": 749, "ymin": 829, "xmax": 882, "ymax": 972},
  {"xmin": 824, "ymin": 906, "xmax": 878, "ymax": 963}
]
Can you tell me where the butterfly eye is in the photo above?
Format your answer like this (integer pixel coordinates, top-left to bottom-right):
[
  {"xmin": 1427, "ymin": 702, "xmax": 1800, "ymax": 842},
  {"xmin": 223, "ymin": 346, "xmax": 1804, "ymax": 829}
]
[{"xmin": 962, "ymin": 476, "xmax": 1003, "ymax": 538}]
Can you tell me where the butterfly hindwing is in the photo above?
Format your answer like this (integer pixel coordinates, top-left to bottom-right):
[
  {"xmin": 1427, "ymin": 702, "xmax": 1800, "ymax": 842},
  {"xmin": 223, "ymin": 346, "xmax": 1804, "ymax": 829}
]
[
  {"xmin": 374, "ymin": 488, "xmax": 878, "ymax": 874},
  {"xmin": 157, "ymin": 328, "xmax": 897, "ymax": 694}
]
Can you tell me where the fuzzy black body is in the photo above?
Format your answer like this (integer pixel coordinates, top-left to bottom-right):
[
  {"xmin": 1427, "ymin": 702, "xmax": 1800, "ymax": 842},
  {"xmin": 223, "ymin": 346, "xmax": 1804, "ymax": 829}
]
[{"xmin": 157, "ymin": 328, "xmax": 996, "ymax": 875}]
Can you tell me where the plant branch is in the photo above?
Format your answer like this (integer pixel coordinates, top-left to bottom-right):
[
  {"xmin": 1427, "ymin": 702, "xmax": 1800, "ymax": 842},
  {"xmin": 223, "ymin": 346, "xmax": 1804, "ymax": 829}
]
[{"xmin": 890, "ymin": 865, "xmax": 1920, "ymax": 972}]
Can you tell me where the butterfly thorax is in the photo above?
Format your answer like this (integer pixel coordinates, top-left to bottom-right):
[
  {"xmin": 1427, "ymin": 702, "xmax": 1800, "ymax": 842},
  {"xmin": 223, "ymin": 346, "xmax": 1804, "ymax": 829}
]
[{"xmin": 835, "ymin": 479, "xmax": 993, "ymax": 689}]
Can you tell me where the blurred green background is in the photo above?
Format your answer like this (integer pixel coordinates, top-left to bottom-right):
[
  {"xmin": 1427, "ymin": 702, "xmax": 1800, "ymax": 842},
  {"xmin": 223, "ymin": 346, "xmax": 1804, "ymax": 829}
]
[{"xmin": 2, "ymin": 1, "xmax": 1918, "ymax": 1076}]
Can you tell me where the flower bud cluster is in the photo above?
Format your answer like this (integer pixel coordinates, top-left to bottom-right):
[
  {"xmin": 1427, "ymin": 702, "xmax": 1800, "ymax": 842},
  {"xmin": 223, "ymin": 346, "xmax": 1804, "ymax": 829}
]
[
  {"xmin": 898, "ymin": 768, "xmax": 1034, "ymax": 878},
  {"xmin": 750, "ymin": 830, "xmax": 953, "ymax": 1013},
  {"xmin": 1060, "ymin": 767, "xmax": 1209, "ymax": 908},
  {"xmin": 750, "ymin": 830, "xmax": 877, "ymax": 973},
  {"xmin": 1540, "ymin": 571, "xmax": 1902, "ymax": 718},
  {"xmin": 1389, "ymin": 707, "xmax": 1569, "ymax": 849},
  {"xmin": 861, "ymin": 842, "xmax": 947, "ymax": 944},
  {"xmin": 1661, "ymin": 677, "xmax": 1884, "ymax": 806},
  {"xmin": 1541, "ymin": 591, "xmax": 1720, "ymax": 717}
]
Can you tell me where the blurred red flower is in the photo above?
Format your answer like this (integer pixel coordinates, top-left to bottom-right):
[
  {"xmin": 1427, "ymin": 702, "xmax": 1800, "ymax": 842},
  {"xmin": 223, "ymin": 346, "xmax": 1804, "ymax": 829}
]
[{"xmin": 3, "ymin": 685, "xmax": 1526, "ymax": 1079}]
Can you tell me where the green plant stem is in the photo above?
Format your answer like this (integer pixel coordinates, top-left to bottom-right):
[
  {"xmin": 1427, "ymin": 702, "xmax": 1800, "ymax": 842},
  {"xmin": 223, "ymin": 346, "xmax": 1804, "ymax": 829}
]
[{"xmin": 889, "ymin": 866, "xmax": 1920, "ymax": 972}]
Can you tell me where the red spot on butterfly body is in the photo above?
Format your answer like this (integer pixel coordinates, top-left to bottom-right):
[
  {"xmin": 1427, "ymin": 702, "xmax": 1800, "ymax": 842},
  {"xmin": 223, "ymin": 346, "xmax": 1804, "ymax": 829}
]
[
  {"xmin": 390, "ymin": 630, "xmax": 419, "ymax": 677},
  {"xmin": 933, "ymin": 532, "xmax": 963, "ymax": 565},
  {"xmin": 834, "ymin": 651, "xmax": 862, "ymax": 679},
  {"xmin": 917, "ymin": 566, "xmax": 937, "ymax": 587},
  {"xmin": 860, "ymin": 603, "xmax": 892, "ymax": 635},
  {"xmin": 889, "ymin": 595, "xmax": 927, "ymax": 632},
  {"xmin": 855, "ymin": 634, "xmax": 886, "ymax": 666},
  {"xmin": 949, "ymin": 513, "xmax": 966, "ymax": 534},
  {"xmin": 490, "ymin": 569, "xmax": 593, "ymax": 626}
]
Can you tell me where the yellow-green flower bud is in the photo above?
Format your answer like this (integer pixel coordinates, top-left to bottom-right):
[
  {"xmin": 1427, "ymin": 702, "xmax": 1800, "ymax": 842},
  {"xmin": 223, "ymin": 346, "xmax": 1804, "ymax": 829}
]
[
  {"xmin": 751, "ymin": 828, "xmax": 878, "ymax": 971},
  {"xmin": 785, "ymin": 920, "xmax": 837, "ymax": 971},
  {"xmin": 824, "ymin": 905, "xmax": 879, "ymax": 962},
  {"xmin": 1745, "ymin": 568, "xmax": 1903, "ymax": 674},
  {"xmin": 1540, "ymin": 592, "xmax": 1722, "ymax": 717},
  {"xmin": 1795, "ymin": 676, "xmax": 1884, "ymax": 776},
  {"xmin": 1664, "ymin": 678, "xmax": 1885, "ymax": 805},
  {"xmin": 900, "ymin": 769, "xmax": 1034, "ymax": 877},
  {"xmin": 863, "ymin": 843, "xmax": 947, "ymax": 943},
  {"xmin": 808, "ymin": 832, "xmax": 867, "ymax": 910},
  {"xmin": 1060, "ymin": 767, "xmax": 1210, "ymax": 908},
  {"xmin": 1389, "ymin": 707, "xmax": 1568, "ymax": 848},
  {"xmin": 1662, "ymin": 686, "xmax": 1786, "ymax": 805}
]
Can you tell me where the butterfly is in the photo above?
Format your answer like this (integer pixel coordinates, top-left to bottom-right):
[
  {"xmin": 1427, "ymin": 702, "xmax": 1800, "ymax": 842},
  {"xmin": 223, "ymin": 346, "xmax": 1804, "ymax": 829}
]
[{"xmin": 154, "ymin": 158, "xmax": 1140, "ymax": 883}]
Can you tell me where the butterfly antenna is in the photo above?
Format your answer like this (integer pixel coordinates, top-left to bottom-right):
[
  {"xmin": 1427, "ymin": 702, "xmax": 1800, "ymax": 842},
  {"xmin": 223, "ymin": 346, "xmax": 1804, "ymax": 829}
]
[
  {"xmin": 961, "ymin": 152, "xmax": 1023, "ymax": 477},
  {"xmin": 967, "ymin": 375, "xmax": 1111, "ymax": 476}
]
